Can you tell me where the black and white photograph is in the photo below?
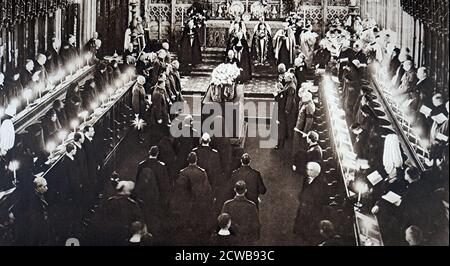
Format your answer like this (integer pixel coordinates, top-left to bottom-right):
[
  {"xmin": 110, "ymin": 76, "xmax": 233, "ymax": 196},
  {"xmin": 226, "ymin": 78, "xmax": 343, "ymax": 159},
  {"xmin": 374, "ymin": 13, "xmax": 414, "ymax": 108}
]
[{"xmin": 0, "ymin": 0, "xmax": 448, "ymax": 252}]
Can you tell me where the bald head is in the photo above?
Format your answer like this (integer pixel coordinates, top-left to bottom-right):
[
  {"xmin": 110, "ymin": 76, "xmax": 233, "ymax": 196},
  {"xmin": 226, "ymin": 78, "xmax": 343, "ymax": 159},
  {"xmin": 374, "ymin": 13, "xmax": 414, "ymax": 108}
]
[{"xmin": 306, "ymin": 162, "xmax": 321, "ymax": 178}]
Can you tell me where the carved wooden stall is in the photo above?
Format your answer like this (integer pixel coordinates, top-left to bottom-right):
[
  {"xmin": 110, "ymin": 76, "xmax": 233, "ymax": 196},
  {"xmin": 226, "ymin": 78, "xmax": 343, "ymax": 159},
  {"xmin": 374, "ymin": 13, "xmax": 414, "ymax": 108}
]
[{"xmin": 0, "ymin": 0, "xmax": 97, "ymax": 73}]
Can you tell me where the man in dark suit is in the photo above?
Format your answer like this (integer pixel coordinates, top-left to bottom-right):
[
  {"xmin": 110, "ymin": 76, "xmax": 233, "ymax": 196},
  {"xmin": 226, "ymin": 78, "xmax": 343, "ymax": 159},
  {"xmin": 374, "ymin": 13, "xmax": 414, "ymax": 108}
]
[
  {"xmin": 83, "ymin": 125, "xmax": 101, "ymax": 200},
  {"xmin": 192, "ymin": 133, "xmax": 225, "ymax": 196},
  {"xmin": 177, "ymin": 152, "xmax": 214, "ymax": 244},
  {"xmin": 351, "ymin": 123, "xmax": 370, "ymax": 160},
  {"xmin": 293, "ymin": 131, "xmax": 323, "ymax": 174},
  {"xmin": 294, "ymin": 162, "xmax": 326, "ymax": 245},
  {"xmin": 174, "ymin": 115, "xmax": 199, "ymax": 172},
  {"xmin": 222, "ymin": 181, "xmax": 260, "ymax": 245},
  {"xmin": 415, "ymin": 67, "xmax": 436, "ymax": 106},
  {"xmin": 229, "ymin": 154, "xmax": 266, "ymax": 208},
  {"xmin": 318, "ymin": 220, "xmax": 344, "ymax": 246},
  {"xmin": 20, "ymin": 59, "xmax": 34, "ymax": 90},
  {"xmin": 14, "ymin": 176, "xmax": 50, "ymax": 246}
]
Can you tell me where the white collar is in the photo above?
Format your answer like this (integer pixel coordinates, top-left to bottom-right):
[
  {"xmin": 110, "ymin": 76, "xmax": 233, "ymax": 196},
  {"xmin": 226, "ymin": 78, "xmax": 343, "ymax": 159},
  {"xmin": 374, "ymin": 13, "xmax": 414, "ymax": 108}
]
[
  {"xmin": 130, "ymin": 234, "xmax": 141, "ymax": 243},
  {"xmin": 86, "ymin": 136, "xmax": 93, "ymax": 142},
  {"xmin": 65, "ymin": 153, "xmax": 74, "ymax": 160},
  {"xmin": 74, "ymin": 142, "xmax": 82, "ymax": 149},
  {"xmin": 218, "ymin": 229, "xmax": 231, "ymax": 236}
]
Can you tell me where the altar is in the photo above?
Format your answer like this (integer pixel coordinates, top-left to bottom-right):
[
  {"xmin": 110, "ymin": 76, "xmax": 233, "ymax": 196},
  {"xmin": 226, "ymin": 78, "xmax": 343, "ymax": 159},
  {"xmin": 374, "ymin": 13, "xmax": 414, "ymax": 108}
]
[{"xmin": 142, "ymin": 0, "xmax": 359, "ymax": 47}]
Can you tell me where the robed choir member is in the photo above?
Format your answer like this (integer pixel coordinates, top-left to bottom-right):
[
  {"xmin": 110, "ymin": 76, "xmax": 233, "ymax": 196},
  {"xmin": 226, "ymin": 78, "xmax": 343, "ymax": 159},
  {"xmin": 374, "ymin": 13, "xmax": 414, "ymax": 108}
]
[
  {"xmin": 52, "ymin": 100, "xmax": 69, "ymax": 129},
  {"xmin": 228, "ymin": 31, "xmax": 252, "ymax": 82},
  {"xmin": 294, "ymin": 162, "xmax": 326, "ymax": 244},
  {"xmin": 41, "ymin": 109, "xmax": 62, "ymax": 143},
  {"xmin": 222, "ymin": 181, "xmax": 260, "ymax": 245},
  {"xmin": 150, "ymin": 80, "xmax": 170, "ymax": 142},
  {"xmin": 46, "ymin": 38, "xmax": 62, "ymax": 74},
  {"xmin": 81, "ymin": 79, "xmax": 97, "ymax": 111},
  {"xmin": 4, "ymin": 69, "xmax": 23, "ymax": 107},
  {"xmin": 35, "ymin": 54, "xmax": 49, "ymax": 87},
  {"xmin": 94, "ymin": 63, "xmax": 108, "ymax": 94},
  {"xmin": 300, "ymin": 25, "xmax": 319, "ymax": 68},
  {"xmin": 64, "ymin": 83, "xmax": 83, "ymax": 121},
  {"xmin": 20, "ymin": 60, "xmax": 34, "ymax": 90},
  {"xmin": 274, "ymin": 23, "xmax": 297, "ymax": 68},
  {"xmin": 179, "ymin": 19, "xmax": 202, "ymax": 71},
  {"xmin": 60, "ymin": 35, "xmax": 79, "ymax": 66},
  {"xmin": 251, "ymin": 17, "xmax": 275, "ymax": 66}
]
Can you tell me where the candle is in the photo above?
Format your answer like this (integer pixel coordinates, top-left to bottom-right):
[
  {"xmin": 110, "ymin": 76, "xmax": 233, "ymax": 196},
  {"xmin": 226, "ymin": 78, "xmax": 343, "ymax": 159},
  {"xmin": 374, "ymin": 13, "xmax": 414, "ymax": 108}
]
[
  {"xmin": 23, "ymin": 89, "xmax": 32, "ymax": 106},
  {"xmin": 58, "ymin": 130, "xmax": 68, "ymax": 146},
  {"xmin": 78, "ymin": 111, "xmax": 89, "ymax": 124},
  {"xmin": 71, "ymin": 119, "xmax": 79, "ymax": 133},
  {"xmin": 46, "ymin": 141, "xmax": 56, "ymax": 157},
  {"xmin": 8, "ymin": 161, "xmax": 19, "ymax": 185}
]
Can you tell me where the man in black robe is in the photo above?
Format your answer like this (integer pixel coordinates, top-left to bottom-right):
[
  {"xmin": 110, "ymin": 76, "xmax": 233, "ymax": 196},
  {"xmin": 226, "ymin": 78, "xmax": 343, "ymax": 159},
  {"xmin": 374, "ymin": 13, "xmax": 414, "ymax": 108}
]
[
  {"xmin": 179, "ymin": 19, "xmax": 202, "ymax": 73},
  {"xmin": 294, "ymin": 162, "xmax": 326, "ymax": 245},
  {"xmin": 228, "ymin": 31, "xmax": 252, "ymax": 82}
]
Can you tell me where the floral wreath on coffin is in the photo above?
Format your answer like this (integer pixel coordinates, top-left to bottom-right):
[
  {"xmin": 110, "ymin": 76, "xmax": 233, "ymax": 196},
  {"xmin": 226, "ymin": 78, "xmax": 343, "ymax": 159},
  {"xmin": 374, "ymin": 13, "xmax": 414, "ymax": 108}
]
[{"xmin": 210, "ymin": 64, "xmax": 241, "ymax": 102}]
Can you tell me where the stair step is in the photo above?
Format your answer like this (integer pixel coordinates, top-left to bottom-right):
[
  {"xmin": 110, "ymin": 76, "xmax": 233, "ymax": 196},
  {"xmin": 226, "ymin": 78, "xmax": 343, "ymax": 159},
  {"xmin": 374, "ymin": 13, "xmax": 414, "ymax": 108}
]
[{"xmin": 204, "ymin": 47, "xmax": 227, "ymax": 52}]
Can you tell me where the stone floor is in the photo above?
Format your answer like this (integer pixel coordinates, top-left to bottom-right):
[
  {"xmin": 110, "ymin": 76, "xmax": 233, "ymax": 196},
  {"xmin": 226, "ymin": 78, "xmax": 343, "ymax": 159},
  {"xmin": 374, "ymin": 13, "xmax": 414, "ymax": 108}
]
[{"xmin": 181, "ymin": 76, "xmax": 277, "ymax": 95}]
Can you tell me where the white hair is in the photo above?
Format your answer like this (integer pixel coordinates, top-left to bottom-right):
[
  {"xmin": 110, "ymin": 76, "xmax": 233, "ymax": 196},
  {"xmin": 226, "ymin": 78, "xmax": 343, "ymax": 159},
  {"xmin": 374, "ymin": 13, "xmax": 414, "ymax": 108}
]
[
  {"xmin": 116, "ymin": 181, "xmax": 135, "ymax": 194},
  {"xmin": 307, "ymin": 162, "xmax": 321, "ymax": 178},
  {"xmin": 34, "ymin": 176, "xmax": 47, "ymax": 187}
]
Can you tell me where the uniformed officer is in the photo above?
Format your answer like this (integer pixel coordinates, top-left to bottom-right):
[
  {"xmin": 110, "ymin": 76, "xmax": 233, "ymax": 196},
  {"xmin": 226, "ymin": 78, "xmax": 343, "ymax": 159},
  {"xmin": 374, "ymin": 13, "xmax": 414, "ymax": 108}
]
[
  {"xmin": 136, "ymin": 146, "xmax": 173, "ymax": 209},
  {"xmin": 221, "ymin": 180, "xmax": 261, "ymax": 245},
  {"xmin": 192, "ymin": 133, "xmax": 225, "ymax": 195},
  {"xmin": 94, "ymin": 181, "xmax": 143, "ymax": 246},
  {"xmin": 229, "ymin": 153, "xmax": 267, "ymax": 208},
  {"xmin": 176, "ymin": 152, "xmax": 214, "ymax": 244}
]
